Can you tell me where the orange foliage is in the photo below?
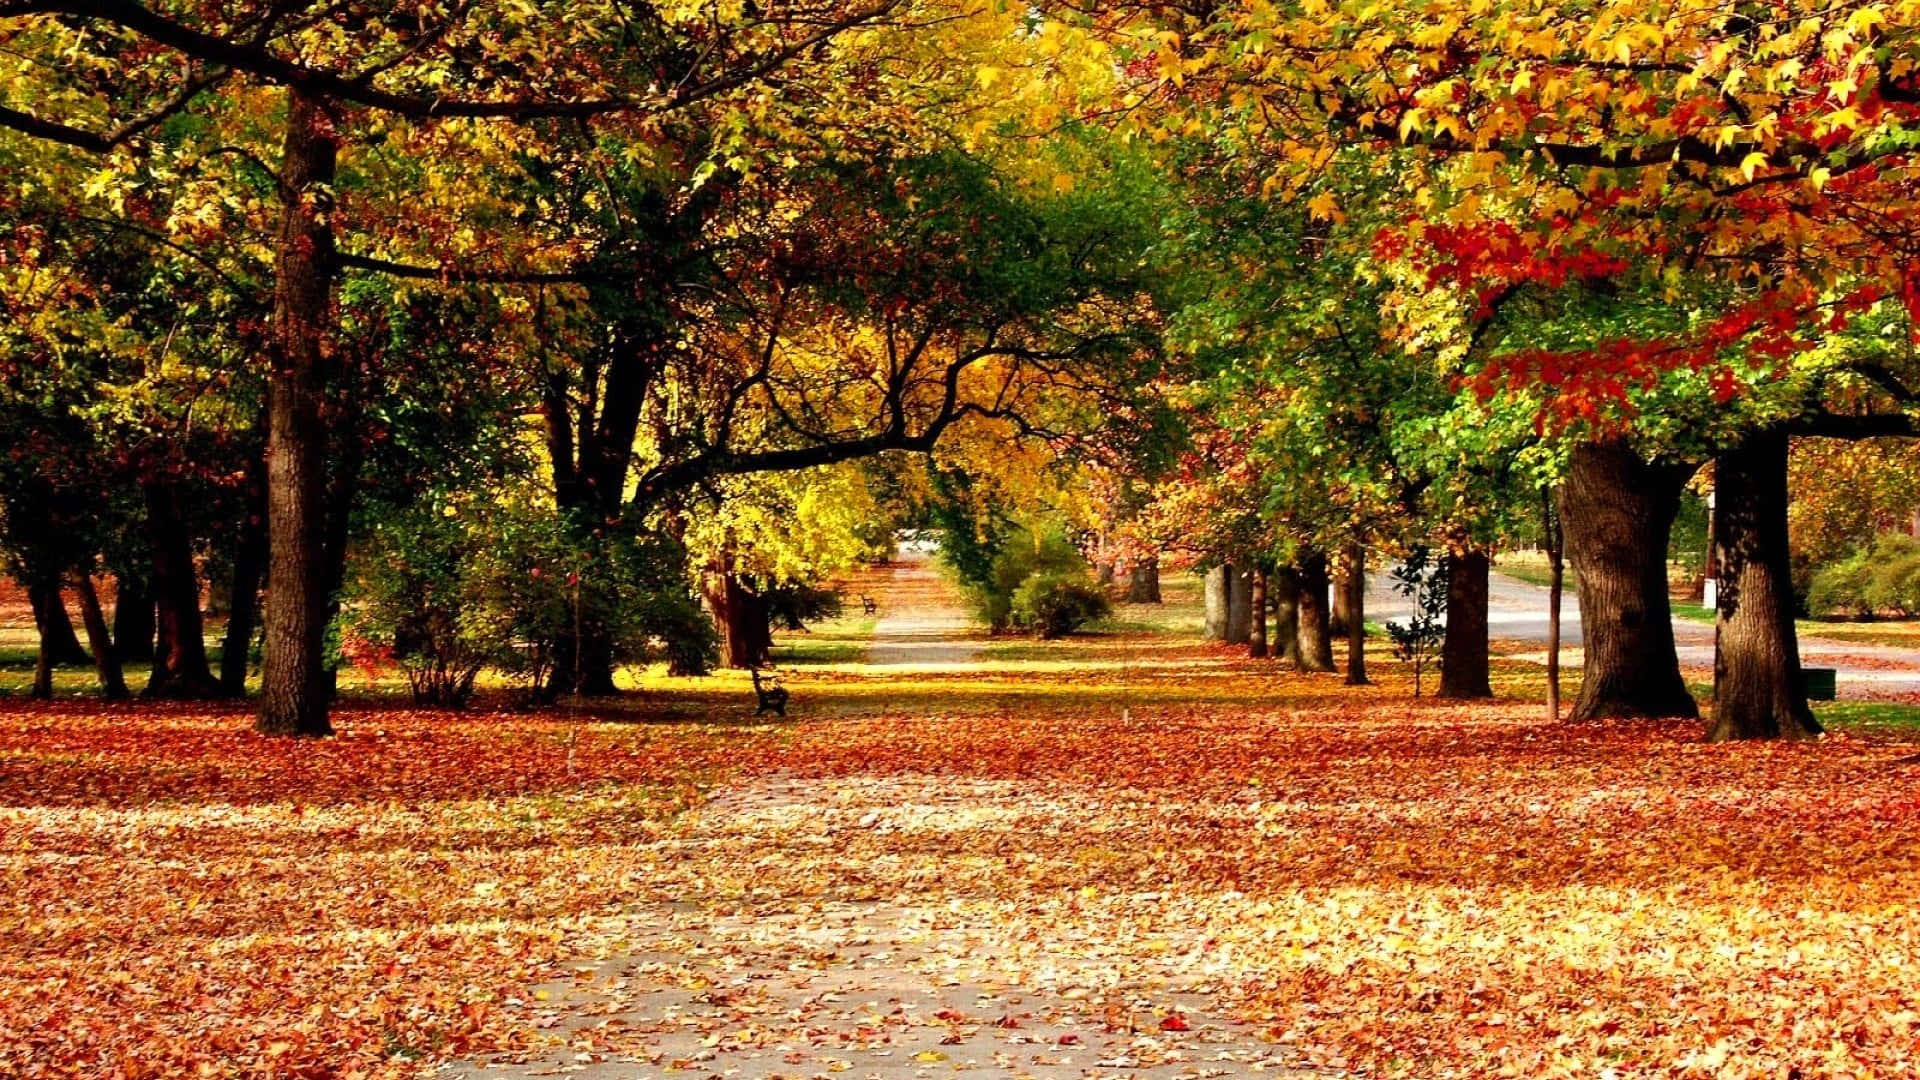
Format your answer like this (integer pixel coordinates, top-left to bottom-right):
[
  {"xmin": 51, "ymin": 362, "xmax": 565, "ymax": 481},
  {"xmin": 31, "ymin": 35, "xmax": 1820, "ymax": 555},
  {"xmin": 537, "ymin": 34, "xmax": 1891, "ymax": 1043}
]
[{"xmin": 3, "ymin": 634, "xmax": 1919, "ymax": 1076}]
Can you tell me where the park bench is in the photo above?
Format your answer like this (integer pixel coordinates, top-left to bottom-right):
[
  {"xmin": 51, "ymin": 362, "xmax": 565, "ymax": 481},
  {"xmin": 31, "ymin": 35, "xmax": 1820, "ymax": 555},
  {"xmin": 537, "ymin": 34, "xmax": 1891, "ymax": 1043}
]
[
  {"xmin": 1801, "ymin": 666, "xmax": 1837, "ymax": 701},
  {"xmin": 751, "ymin": 667, "xmax": 789, "ymax": 717},
  {"xmin": 860, "ymin": 594, "xmax": 878, "ymax": 616}
]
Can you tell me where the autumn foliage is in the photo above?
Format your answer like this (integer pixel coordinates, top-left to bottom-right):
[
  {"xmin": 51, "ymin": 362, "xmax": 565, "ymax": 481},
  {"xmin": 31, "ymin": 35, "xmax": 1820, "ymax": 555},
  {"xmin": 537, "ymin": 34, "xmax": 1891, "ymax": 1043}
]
[{"xmin": 5, "ymin": 569, "xmax": 1919, "ymax": 1077}]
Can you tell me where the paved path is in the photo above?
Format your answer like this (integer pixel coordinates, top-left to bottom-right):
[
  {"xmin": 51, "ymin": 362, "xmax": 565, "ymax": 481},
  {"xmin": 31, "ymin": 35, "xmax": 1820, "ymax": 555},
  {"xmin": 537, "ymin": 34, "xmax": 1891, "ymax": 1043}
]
[
  {"xmin": 863, "ymin": 548, "xmax": 983, "ymax": 669},
  {"xmin": 1368, "ymin": 569, "xmax": 1920, "ymax": 698},
  {"xmin": 450, "ymin": 556, "xmax": 1331, "ymax": 1080}
]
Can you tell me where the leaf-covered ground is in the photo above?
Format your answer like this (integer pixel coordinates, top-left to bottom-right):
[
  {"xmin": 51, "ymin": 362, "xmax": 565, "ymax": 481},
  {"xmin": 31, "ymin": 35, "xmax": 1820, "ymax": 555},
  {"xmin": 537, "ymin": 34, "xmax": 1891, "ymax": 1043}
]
[{"xmin": 3, "ymin": 562, "xmax": 1920, "ymax": 1078}]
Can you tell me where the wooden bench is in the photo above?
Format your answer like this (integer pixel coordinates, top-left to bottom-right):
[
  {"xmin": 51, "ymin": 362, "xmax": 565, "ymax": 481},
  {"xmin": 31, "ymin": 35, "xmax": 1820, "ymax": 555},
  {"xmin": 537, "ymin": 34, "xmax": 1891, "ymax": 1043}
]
[
  {"xmin": 751, "ymin": 668, "xmax": 789, "ymax": 717},
  {"xmin": 1801, "ymin": 666, "xmax": 1837, "ymax": 701},
  {"xmin": 859, "ymin": 595, "xmax": 878, "ymax": 616}
]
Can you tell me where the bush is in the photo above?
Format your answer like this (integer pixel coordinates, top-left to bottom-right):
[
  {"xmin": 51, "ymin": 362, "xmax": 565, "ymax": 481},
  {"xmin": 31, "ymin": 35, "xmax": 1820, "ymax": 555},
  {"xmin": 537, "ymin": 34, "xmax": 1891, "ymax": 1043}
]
[
  {"xmin": 1011, "ymin": 571, "xmax": 1111, "ymax": 638},
  {"xmin": 950, "ymin": 526, "xmax": 1086, "ymax": 631},
  {"xmin": 345, "ymin": 494, "xmax": 715, "ymax": 706},
  {"xmin": 1808, "ymin": 533, "xmax": 1920, "ymax": 618}
]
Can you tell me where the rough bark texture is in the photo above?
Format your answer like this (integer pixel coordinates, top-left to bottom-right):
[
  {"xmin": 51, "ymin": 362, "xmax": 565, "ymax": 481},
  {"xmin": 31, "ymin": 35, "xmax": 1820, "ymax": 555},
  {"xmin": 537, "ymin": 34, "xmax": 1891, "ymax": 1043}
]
[
  {"xmin": 27, "ymin": 579, "xmax": 87, "ymax": 666},
  {"xmin": 1270, "ymin": 567, "xmax": 1301, "ymax": 665},
  {"xmin": 112, "ymin": 574, "xmax": 155, "ymax": 662},
  {"xmin": 1439, "ymin": 549, "xmax": 1493, "ymax": 699},
  {"xmin": 143, "ymin": 483, "xmax": 220, "ymax": 699},
  {"xmin": 73, "ymin": 572, "xmax": 128, "ymax": 700},
  {"xmin": 1295, "ymin": 552, "xmax": 1336, "ymax": 672},
  {"xmin": 1248, "ymin": 567, "xmax": 1269, "ymax": 659},
  {"xmin": 1125, "ymin": 557, "xmax": 1162, "ymax": 603},
  {"xmin": 1225, "ymin": 566, "xmax": 1253, "ymax": 646},
  {"xmin": 257, "ymin": 91, "xmax": 340, "ymax": 737},
  {"xmin": 1709, "ymin": 430, "xmax": 1821, "ymax": 741},
  {"xmin": 1202, "ymin": 566, "xmax": 1230, "ymax": 641},
  {"xmin": 1560, "ymin": 440, "xmax": 1699, "ymax": 720},
  {"xmin": 707, "ymin": 574, "xmax": 772, "ymax": 669},
  {"xmin": 1342, "ymin": 542, "xmax": 1368, "ymax": 686}
]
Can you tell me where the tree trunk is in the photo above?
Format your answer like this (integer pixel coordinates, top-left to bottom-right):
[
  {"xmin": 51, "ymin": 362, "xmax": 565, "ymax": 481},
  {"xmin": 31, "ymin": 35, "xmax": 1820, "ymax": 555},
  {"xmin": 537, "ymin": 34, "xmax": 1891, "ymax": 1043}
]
[
  {"xmin": 1439, "ymin": 549, "xmax": 1493, "ymax": 699},
  {"xmin": 1270, "ymin": 566, "xmax": 1301, "ymax": 665},
  {"xmin": 708, "ymin": 574, "xmax": 772, "ymax": 669},
  {"xmin": 1248, "ymin": 567, "xmax": 1269, "ymax": 658},
  {"xmin": 143, "ymin": 483, "xmax": 221, "ymax": 699},
  {"xmin": 1330, "ymin": 560, "xmax": 1352, "ymax": 639},
  {"xmin": 1125, "ymin": 557, "xmax": 1162, "ymax": 603},
  {"xmin": 1546, "ymin": 491, "xmax": 1564, "ymax": 722},
  {"xmin": 31, "ymin": 637, "xmax": 53, "ymax": 699},
  {"xmin": 1342, "ymin": 541, "xmax": 1368, "ymax": 685},
  {"xmin": 112, "ymin": 574, "xmax": 156, "ymax": 662},
  {"xmin": 1560, "ymin": 440, "xmax": 1699, "ymax": 720},
  {"xmin": 219, "ymin": 502, "xmax": 267, "ymax": 697},
  {"xmin": 1096, "ymin": 562, "xmax": 1116, "ymax": 587},
  {"xmin": 1203, "ymin": 565, "xmax": 1230, "ymax": 641},
  {"xmin": 1225, "ymin": 565, "xmax": 1253, "ymax": 645},
  {"xmin": 27, "ymin": 579, "xmax": 88, "ymax": 666},
  {"xmin": 257, "ymin": 91, "xmax": 340, "ymax": 737},
  {"xmin": 1295, "ymin": 551, "xmax": 1336, "ymax": 672},
  {"xmin": 73, "ymin": 572, "xmax": 128, "ymax": 700},
  {"xmin": 1708, "ymin": 430, "xmax": 1820, "ymax": 741},
  {"xmin": 541, "ymin": 334, "xmax": 663, "ymax": 695},
  {"xmin": 314, "ymin": 436, "xmax": 366, "ymax": 703}
]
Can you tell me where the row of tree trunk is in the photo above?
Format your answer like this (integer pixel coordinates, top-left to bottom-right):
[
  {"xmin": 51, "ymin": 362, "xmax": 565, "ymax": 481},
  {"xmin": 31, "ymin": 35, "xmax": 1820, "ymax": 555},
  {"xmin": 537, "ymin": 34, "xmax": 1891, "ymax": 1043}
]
[
  {"xmin": 1204, "ymin": 547, "xmax": 1493, "ymax": 699},
  {"xmin": 25, "ymin": 482, "xmax": 268, "ymax": 703}
]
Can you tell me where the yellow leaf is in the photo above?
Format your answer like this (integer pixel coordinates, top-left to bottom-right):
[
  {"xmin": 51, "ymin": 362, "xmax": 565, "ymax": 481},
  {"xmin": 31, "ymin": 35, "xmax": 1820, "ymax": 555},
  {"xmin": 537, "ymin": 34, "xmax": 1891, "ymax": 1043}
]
[{"xmin": 1740, "ymin": 151, "xmax": 1767, "ymax": 182}]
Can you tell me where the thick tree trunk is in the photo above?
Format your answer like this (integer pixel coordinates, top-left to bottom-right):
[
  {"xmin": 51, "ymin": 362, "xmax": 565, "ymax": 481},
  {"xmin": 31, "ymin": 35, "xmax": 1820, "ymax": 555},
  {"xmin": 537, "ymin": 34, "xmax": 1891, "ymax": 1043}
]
[
  {"xmin": 1560, "ymin": 440, "xmax": 1699, "ymax": 720},
  {"xmin": 1202, "ymin": 566, "xmax": 1230, "ymax": 641},
  {"xmin": 112, "ymin": 574, "xmax": 156, "ymax": 662},
  {"xmin": 257, "ymin": 91, "xmax": 340, "ymax": 737},
  {"xmin": 1225, "ymin": 565, "xmax": 1253, "ymax": 645},
  {"xmin": 707, "ymin": 574, "xmax": 772, "ymax": 669},
  {"xmin": 1125, "ymin": 557, "xmax": 1162, "ymax": 604},
  {"xmin": 1708, "ymin": 430, "xmax": 1821, "ymax": 741},
  {"xmin": 1295, "ymin": 551, "xmax": 1336, "ymax": 672},
  {"xmin": 1096, "ymin": 562, "xmax": 1116, "ymax": 587},
  {"xmin": 1342, "ymin": 542, "xmax": 1368, "ymax": 686},
  {"xmin": 1439, "ymin": 549, "xmax": 1493, "ymax": 699},
  {"xmin": 73, "ymin": 572, "xmax": 128, "ymax": 700},
  {"xmin": 143, "ymin": 483, "xmax": 220, "ymax": 699},
  {"xmin": 1248, "ymin": 567, "xmax": 1269, "ymax": 658},
  {"xmin": 1270, "ymin": 566, "xmax": 1301, "ymax": 665},
  {"xmin": 27, "ymin": 579, "xmax": 87, "ymax": 666},
  {"xmin": 219, "ymin": 505, "xmax": 266, "ymax": 697}
]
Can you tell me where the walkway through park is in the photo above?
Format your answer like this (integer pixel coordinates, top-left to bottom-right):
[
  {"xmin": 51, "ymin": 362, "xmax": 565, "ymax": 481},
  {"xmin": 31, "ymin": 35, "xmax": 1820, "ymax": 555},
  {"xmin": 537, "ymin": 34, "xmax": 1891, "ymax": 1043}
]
[{"xmin": 454, "ymin": 551, "xmax": 1332, "ymax": 1080}]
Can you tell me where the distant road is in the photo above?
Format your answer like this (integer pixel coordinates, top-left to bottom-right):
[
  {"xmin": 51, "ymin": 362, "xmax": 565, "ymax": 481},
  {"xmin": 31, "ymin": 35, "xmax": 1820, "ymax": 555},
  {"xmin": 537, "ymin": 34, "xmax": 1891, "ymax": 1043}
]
[{"xmin": 1367, "ymin": 570, "xmax": 1920, "ymax": 699}]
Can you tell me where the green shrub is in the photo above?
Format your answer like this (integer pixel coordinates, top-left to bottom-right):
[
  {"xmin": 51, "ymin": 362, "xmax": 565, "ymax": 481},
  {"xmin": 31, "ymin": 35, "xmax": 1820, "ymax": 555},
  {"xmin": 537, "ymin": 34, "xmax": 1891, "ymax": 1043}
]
[
  {"xmin": 1862, "ymin": 534, "xmax": 1920, "ymax": 616},
  {"xmin": 345, "ymin": 494, "xmax": 715, "ymax": 705},
  {"xmin": 954, "ymin": 526, "xmax": 1087, "ymax": 631},
  {"xmin": 1809, "ymin": 533, "xmax": 1920, "ymax": 618},
  {"xmin": 1011, "ymin": 571, "xmax": 1111, "ymax": 638}
]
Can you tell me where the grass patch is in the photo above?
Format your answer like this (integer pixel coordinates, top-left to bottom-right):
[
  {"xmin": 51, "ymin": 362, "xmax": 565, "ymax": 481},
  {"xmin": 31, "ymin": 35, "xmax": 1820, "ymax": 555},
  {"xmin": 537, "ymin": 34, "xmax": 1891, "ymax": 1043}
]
[{"xmin": 1813, "ymin": 699, "xmax": 1920, "ymax": 734}]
